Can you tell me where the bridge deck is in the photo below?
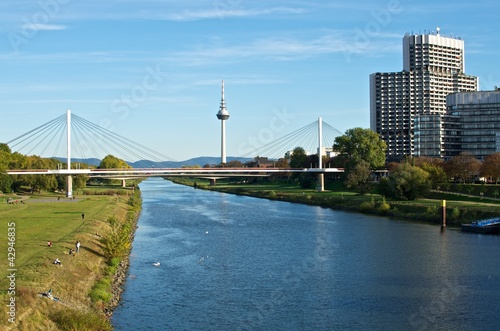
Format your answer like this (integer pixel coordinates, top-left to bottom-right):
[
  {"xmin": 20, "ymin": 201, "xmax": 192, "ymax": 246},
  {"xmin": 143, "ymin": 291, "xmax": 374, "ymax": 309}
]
[{"xmin": 5, "ymin": 167, "xmax": 344, "ymax": 176}]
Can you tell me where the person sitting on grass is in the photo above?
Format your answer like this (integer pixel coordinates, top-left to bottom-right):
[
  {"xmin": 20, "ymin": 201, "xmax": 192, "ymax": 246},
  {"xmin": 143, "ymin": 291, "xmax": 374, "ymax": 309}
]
[
  {"xmin": 44, "ymin": 289, "xmax": 59, "ymax": 301},
  {"xmin": 53, "ymin": 258, "xmax": 62, "ymax": 266}
]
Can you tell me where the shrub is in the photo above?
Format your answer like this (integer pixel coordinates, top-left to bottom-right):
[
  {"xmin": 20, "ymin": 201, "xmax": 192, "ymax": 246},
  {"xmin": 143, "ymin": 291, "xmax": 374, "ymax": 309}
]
[
  {"xmin": 50, "ymin": 309, "xmax": 112, "ymax": 331},
  {"xmin": 89, "ymin": 278, "xmax": 112, "ymax": 303},
  {"xmin": 359, "ymin": 201, "xmax": 374, "ymax": 211},
  {"xmin": 450, "ymin": 207, "xmax": 460, "ymax": 221},
  {"xmin": 378, "ymin": 200, "xmax": 391, "ymax": 213},
  {"xmin": 426, "ymin": 205, "xmax": 439, "ymax": 217}
]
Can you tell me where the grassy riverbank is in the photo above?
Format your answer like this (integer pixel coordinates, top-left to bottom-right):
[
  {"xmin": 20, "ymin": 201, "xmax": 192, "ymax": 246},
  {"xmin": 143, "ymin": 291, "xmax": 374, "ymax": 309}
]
[
  {"xmin": 0, "ymin": 186, "xmax": 140, "ymax": 330},
  {"xmin": 170, "ymin": 177, "xmax": 500, "ymax": 226}
]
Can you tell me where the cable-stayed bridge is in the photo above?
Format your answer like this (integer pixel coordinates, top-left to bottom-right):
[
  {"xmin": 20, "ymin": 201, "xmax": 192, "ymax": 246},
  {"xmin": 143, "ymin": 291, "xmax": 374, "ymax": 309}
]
[{"xmin": 4, "ymin": 110, "xmax": 344, "ymax": 196}]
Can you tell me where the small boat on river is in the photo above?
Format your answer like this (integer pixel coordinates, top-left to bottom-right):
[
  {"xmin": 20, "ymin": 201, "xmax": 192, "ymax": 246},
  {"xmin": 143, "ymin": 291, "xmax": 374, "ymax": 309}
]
[{"xmin": 461, "ymin": 218, "xmax": 500, "ymax": 234}]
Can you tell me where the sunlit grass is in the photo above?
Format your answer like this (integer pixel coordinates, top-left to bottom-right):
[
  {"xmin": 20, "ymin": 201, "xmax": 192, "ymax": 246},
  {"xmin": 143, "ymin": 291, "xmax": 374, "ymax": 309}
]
[{"xmin": 0, "ymin": 185, "xmax": 134, "ymax": 329}]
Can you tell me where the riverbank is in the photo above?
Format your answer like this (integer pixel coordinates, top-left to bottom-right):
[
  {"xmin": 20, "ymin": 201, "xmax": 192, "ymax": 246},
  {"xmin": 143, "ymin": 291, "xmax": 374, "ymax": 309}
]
[
  {"xmin": 169, "ymin": 177, "xmax": 500, "ymax": 226},
  {"xmin": 0, "ymin": 187, "xmax": 140, "ymax": 330}
]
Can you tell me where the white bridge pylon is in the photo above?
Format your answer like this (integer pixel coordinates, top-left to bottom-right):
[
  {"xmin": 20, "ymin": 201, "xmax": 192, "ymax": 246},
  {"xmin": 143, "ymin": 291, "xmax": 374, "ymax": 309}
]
[{"xmin": 66, "ymin": 110, "xmax": 73, "ymax": 197}]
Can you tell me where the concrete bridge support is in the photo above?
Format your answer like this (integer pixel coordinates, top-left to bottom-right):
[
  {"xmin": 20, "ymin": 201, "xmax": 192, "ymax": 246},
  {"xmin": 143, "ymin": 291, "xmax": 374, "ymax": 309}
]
[
  {"xmin": 317, "ymin": 173, "xmax": 324, "ymax": 192},
  {"xmin": 66, "ymin": 175, "xmax": 73, "ymax": 198},
  {"xmin": 122, "ymin": 179, "xmax": 126, "ymax": 188}
]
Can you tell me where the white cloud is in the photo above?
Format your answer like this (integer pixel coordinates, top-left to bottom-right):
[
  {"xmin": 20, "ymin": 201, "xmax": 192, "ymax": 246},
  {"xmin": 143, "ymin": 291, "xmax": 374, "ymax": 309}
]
[
  {"xmin": 159, "ymin": 7, "xmax": 307, "ymax": 21},
  {"xmin": 21, "ymin": 23, "xmax": 66, "ymax": 31}
]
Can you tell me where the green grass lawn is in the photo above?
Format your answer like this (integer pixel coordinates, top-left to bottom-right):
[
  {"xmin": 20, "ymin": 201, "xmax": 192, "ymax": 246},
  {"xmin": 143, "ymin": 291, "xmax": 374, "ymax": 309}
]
[
  {"xmin": 0, "ymin": 196, "xmax": 113, "ymax": 279},
  {"xmin": 0, "ymin": 187, "xmax": 133, "ymax": 330}
]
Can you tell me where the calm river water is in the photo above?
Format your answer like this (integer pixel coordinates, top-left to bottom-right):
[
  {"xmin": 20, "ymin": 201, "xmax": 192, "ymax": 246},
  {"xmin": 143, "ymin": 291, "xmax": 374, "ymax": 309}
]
[{"xmin": 112, "ymin": 178, "xmax": 500, "ymax": 331}]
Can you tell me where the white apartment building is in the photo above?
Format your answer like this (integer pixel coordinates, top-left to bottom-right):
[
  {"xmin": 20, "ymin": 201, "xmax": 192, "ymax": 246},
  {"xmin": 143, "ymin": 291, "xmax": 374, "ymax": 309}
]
[{"xmin": 370, "ymin": 30, "xmax": 478, "ymax": 162}]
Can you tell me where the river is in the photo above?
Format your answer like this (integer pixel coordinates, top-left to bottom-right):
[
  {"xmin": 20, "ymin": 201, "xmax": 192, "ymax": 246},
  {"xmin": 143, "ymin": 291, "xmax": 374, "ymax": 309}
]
[{"xmin": 112, "ymin": 177, "xmax": 500, "ymax": 331}]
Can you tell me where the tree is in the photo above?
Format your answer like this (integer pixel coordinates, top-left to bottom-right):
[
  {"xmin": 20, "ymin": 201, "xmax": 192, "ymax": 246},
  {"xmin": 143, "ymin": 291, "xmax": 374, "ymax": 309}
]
[
  {"xmin": 0, "ymin": 143, "xmax": 11, "ymax": 154},
  {"xmin": 289, "ymin": 147, "xmax": 308, "ymax": 168},
  {"xmin": 345, "ymin": 160, "xmax": 372, "ymax": 194},
  {"xmin": 244, "ymin": 160, "xmax": 258, "ymax": 167},
  {"xmin": 480, "ymin": 152, "xmax": 500, "ymax": 184},
  {"xmin": 225, "ymin": 160, "xmax": 243, "ymax": 168},
  {"xmin": 72, "ymin": 174, "xmax": 89, "ymax": 190},
  {"xmin": 0, "ymin": 174, "xmax": 13, "ymax": 193},
  {"xmin": 0, "ymin": 143, "xmax": 12, "ymax": 171},
  {"xmin": 274, "ymin": 158, "xmax": 290, "ymax": 168},
  {"xmin": 380, "ymin": 163, "xmax": 431, "ymax": 200},
  {"xmin": 306, "ymin": 154, "xmax": 319, "ymax": 168},
  {"xmin": 23, "ymin": 156, "xmax": 57, "ymax": 193},
  {"xmin": 333, "ymin": 128, "xmax": 386, "ymax": 172},
  {"xmin": 419, "ymin": 162, "xmax": 449, "ymax": 190},
  {"xmin": 101, "ymin": 216, "xmax": 131, "ymax": 260},
  {"xmin": 298, "ymin": 173, "xmax": 314, "ymax": 189},
  {"xmin": 98, "ymin": 154, "xmax": 130, "ymax": 169},
  {"xmin": 444, "ymin": 152, "xmax": 481, "ymax": 183}
]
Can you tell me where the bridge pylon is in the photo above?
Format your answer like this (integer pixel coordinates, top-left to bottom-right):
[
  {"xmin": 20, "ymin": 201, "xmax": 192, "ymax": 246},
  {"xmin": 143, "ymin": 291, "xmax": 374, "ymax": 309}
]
[
  {"xmin": 317, "ymin": 117, "xmax": 324, "ymax": 192},
  {"xmin": 66, "ymin": 109, "xmax": 73, "ymax": 198}
]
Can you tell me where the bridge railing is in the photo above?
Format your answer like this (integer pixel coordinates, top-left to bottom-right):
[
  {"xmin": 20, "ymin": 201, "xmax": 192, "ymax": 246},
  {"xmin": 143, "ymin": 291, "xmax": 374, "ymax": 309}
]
[{"xmin": 5, "ymin": 167, "xmax": 344, "ymax": 176}]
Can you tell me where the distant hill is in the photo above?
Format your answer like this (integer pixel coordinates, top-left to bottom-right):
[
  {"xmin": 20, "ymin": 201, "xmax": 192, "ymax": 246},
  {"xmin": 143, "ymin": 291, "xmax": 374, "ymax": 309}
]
[
  {"xmin": 54, "ymin": 156, "xmax": 252, "ymax": 168},
  {"xmin": 130, "ymin": 156, "xmax": 252, "ymax": 168}
]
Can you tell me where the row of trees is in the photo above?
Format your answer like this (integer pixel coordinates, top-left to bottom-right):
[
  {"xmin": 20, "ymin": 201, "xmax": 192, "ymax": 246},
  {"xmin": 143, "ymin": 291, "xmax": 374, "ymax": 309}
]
[
  {"xmin": 287, "ymin": 128, "xmax": 500, "ymax": 200},
  {"xmin": 0, "ymin": 143, "xmax": 130, "ymax": 194}
]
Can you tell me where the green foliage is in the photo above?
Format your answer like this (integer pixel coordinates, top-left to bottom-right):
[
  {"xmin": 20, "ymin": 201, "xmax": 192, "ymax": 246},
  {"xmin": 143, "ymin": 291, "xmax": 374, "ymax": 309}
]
[
  {"xmin": 298, "ymin": 173, "xmax": 314, "ymax": 189},
  {"xmin": 378, "ymin": 202, "xmax": 391, "ymax": 213},
  {"xmin": 0, "ymin": 174, "xmax": 13, "ymax": 193},
  {"xmin": 450, "ymin": 207, "xmax": 460, "ymax": 221},
  {"xmin": 378, "ymin": 196, "xmax": 390, "ymax": 213},
  {"xmin": 426, "ymin": 205, "xmax": 439, "ymax": 217},
  {"xmin": 89, "ymin": 278, "xmax": 112, "ymax": 303},
  {"xmin": 72, "ymin": 174, "xmax": 89, "ymax": 190},
  {"xmin": 109, "ymin": 257, "xmax": 121, "ymax": 267},
  {"xmin": 101, "ymin": 216, "xmax": 131, "ymax": 260},
  {"xmin": 289, "ymin": 147, "xmax": 308, "ymax": 169},
  {"xmin": 359, "ymin": 201, "xmax": 374, "ymax": 211},
  {"xmin": 50, "ymin": 309, "xmax": 112, "ymax": 331},
  {"xmin": 0, "ymin": 143, "xmax": 11, "ymax": 154},
  {"xmin": 333, "ymin": 127, "xmax": 386, "ymax": 171},
  {"xmin": 345, "ymin": 160, "xmax": 372, "ymax": 194},
  {"xmin": 420, "ymin": 162, "xmax": 448, "ymax": 190},
  {"xmin": 98, "ymin": 154, "xmax": 130, "ymax": 169},
  {"xmin": 382, "ymin": 163, "xmax": 431, "ymax": 200},
  {"xmin": 127, "ymin": 189, "xmax": 142, "ymax": 211}
]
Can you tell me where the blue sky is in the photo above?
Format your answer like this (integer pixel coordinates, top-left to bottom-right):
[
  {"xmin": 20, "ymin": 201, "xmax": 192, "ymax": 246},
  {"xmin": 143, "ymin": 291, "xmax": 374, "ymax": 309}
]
[{"xmin": 1, "ymin": 0, "xmax": 499, "ymax": 161}]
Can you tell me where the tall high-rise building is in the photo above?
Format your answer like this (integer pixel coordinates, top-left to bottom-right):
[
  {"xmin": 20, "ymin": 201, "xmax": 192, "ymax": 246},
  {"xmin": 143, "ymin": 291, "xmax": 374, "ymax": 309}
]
[{"xmin": 370, "ymin": 30, "xmax": 478, "ymax": 162}]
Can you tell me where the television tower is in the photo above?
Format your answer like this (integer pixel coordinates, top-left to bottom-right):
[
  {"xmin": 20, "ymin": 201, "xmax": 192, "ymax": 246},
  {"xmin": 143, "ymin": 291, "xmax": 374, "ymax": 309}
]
[{"xmin": 216, "ymin": 80, "xmax": 230, "ymax": 164}]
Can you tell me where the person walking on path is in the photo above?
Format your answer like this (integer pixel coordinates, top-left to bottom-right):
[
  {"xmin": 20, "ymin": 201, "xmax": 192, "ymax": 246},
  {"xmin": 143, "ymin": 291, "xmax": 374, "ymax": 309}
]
[{"xmin": 76, "ymin": 241, "xmax": 81, "ymax": 253}]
